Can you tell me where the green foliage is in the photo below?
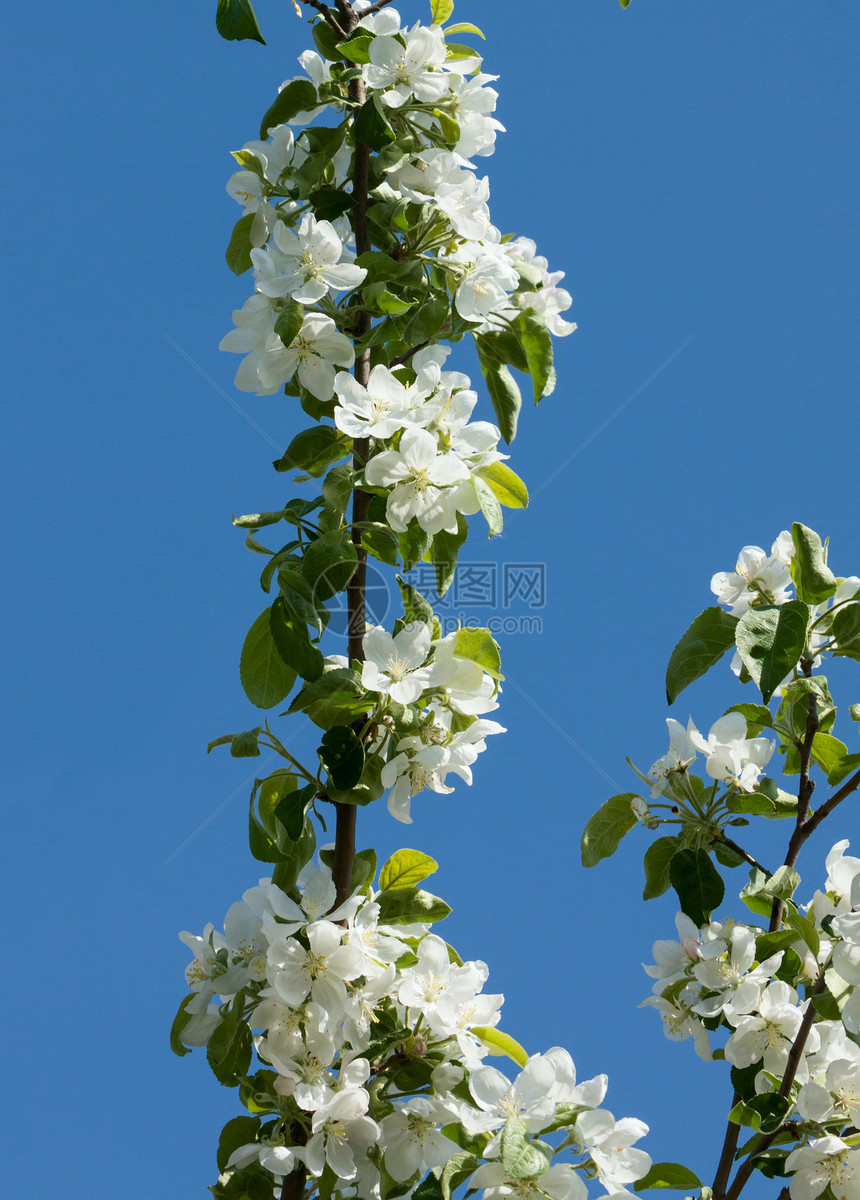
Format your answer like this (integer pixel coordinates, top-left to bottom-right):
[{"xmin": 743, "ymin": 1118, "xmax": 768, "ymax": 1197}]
[
  {"xmin": 642, "ymin": 837, "xmax": 679, "ymax": 900},
  {"xmin": 302, "ymin": 530, "xmax": 359, "ymax": 601},
  {"xmin": 379, "ymin": 848, "xmax": 438, "ymax": 890},
  {"xmin": 581, "ymin": 794, "xmax": 639, "ymax": 867},
  {"xmin": 480, "ymin": 461, "xmax": 529, "ymax": 509},
  {"xmin": 475, "ymin": 337, "xmax": 522, "ymax": 443},
  {"xmin": 790, "ymin": 522, "xmax": 837, "ymax": 604},
  {"xmin": 207, "ymin": 992, "xmax": 253, "ymax": 1086},
  {"xmin": 396, "ymin": 575, "xmax": 434, "ymax": 628},
  {"xmin": 274, "ymin": 781, "xmax": 316, "ymax": 841},
  {"xmin": 432, "ymin": 516, "xmax": 469, "ymax": 596},
  {"xmin": 735, "ymin": 601, "xmax": 809, "ymax": 703},
  {"xmin": 377, "ymin": 886, "xmax": 452, "ymax": 924},
  {"xmin": 634, "ymin": 1163, "xmax": 701, "ymax": 1191},
  {"xmin": 665, "ymin": 607, "xmax": 738, "ymax": 704},
  {"xmin": 269, "ymin": 597, "xmax": 325, "ymax": 681},
  {"xmin": 453, "ymin": 627, "xmax": 503, "ymax": 680},
  {"xmin": 740, "ymin": 865, "xmax": 800, "ymax": 917},
  {"xmin": 240, "ymin": 608, "xmax": 297, "ymax": 709},
  {"xmin": 225, "ymin": 213, "xmax": 256, "ymax": 275},
  {"xmin": 274, "ymin": 425, "xmax": 351, "ymax": 478},
  {"xmin": 287, "ymin": 665, "xmax": 373, "ymax": 730},
  {"xmin": 216, "ymin": 0, "xmax": 265, "ymax": 44},
  {"xmin": 319, "ymin": 726, "xmax": 365, "ymax": 791},
  {"xmin": 259, "ymin": 79, "xmax": 317, "ymax": 139},
  {"xmin": 217, "ymin": 1116, "xmax": 262, "ymax": 1174},
  {"xmin": 500, "ymin": 1119, "xmax": 551, "ymax": 1181},
  {"xmin": 668, "ymin": 848, "xmax": 724, "ymax": 926}
]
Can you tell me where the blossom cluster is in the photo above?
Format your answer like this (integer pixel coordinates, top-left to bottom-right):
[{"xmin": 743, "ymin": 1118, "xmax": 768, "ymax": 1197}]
[
  {"xmin": 219, "ymin": 7, "xmax": 574, "ymax": 399},
  {"xmin": 177, "ymin": 854, "xmax": 651, "ymax": 1200},
  {"xmin": 642, "ymin": 842, "xmax": 860, "ymax": 1200},
  {"xmin": 358, "ymin": 619, "xmax": 503, "ymax": 823},
  {"xmin": 647, "ymin": 712, "xmax": 776, "ymax": 798}
]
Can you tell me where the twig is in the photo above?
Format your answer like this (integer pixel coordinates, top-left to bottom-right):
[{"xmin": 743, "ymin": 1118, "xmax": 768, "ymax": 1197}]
[
  {"xmin": 296, "ymin": 0, "xmax": 348, "ymax": 39},
  {"xmin": 713, "ymin": 837, "xmax": 772, "ymax": 878},
  {"xmin": 711, "ymin": 1095, "xmax": 741, "ymax": 1200},
  {"xmin": 769, "ymin": 692, "xmax": 818, "ymax": 933},
  {"xmin": 390, "ymin": 340, "xmax": 431, "ymax": 367},
  {"xmin": 361, "ymin": 0, "xmax": 399, "ymax": 13}
]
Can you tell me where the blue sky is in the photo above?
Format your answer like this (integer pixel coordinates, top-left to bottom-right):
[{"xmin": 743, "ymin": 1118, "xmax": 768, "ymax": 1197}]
[{"xmin": 2, "ymin": 1, "xmax": 859, "ymax": 1195}]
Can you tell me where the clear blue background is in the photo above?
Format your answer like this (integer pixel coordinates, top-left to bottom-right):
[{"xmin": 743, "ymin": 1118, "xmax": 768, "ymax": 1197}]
[{"xmin": 2, "ymin": 0, "xmax": 858, "ymax": 1195}]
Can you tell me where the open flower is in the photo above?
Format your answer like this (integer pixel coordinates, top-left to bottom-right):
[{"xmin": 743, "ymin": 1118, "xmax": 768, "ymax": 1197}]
[
  {"xmin": 365, "ymin": 428, "xmax": 469, "ymax": 533},
  {"xmin": 257, "ymin": 312, "xmax": 354, "ymax": 399}
]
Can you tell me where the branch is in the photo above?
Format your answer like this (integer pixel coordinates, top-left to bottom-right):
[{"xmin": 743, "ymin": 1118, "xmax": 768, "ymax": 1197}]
[
  {"xmin": 713, "ymin": 836, "xmax": 772, "ymax": 878},
  {"xmin": 711, "ymin": 1094, "xmax": 741, "ymax": 1199},
  {"xmin": 769, "ymin": 691, "xmax": 818, "ymax": 933},
  {"xmin": 389, "ymin": 340, "xmax": 431, "ymax": 368},
  {"xmin": 331, "ymin": 69, "xmax": 372, "ymax": 915},
  {"xmin": 280, "ymin": 1164, "xmax": 308, "ymax": 1200},
  {"xmin": 800, "ymin": 765, "xmax": 860, "ymax": 841},
  {"xmin": 724, "ymin": 973, "xmax": 828, "ymax": 1200},
  {"xmin": 296, "ymin": 0, "xmax": 348, "ymax": 39},
  {"xmin": 360, "ymin": 0, "xmax": 398, "ymax": 12}
]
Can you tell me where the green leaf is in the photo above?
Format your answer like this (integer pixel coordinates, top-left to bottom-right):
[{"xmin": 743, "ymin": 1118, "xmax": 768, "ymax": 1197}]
[
  {"xmin": 431, "ymin": 0, "xmax": 455, "ymax": 23},
  {"xmin": 288, "ymin": 665, "xmax": 372, "ymax": 730},
  {"xmin": 207, "ymin": 992, "xmax": 253, "ymax": 1086},
  {"xmin": 312, "ymin": 19, "xmax": 344, "ymax": 61},
  {"xmin": 396, "ymin": 576, "xmax": 434, "ymax": 628},
  {"xmin": 778, "ymin": 676, "xmax": 836, "ymax": 736},
  {"xmin": 319, "ymin": 726, "xmax": 365, "ymax": 791},
  {"xmin": 440, "ymin": 1154, "xmax": 481, "ymax": 1200},
  {"xmin": 724, "ymin": 703, "xmax": 774, "ymax": 735},
  {"xmin": 403, "ymin": 293, "xmax": 450, "ymax": 345},
  {"xmin": 216, "ymin": 0, "xmax": 265, "ymax": 44},
  {"xmin": 259, "ymin": 79, "xmax": 317, "ymax": 139},
  {"xmin": 354, "ymin": 95, "xmax": 396, "ymax": 150},
  {"xmin": 833, "ymin": 601, "xmax": 860, "ymax": 647},
  {"xmin": 270, "ymin": 814, "xmax": 317, "ymax": 892},
  {"xmin": 226, "ymin": 213, "xmax": 256, "ymax": 275},
  {"xmin": 453, "ymin": 627, "xmax": 502, "ymax": 680},
  {"xmin": 307, "ymin": 186, "xmax": 355, "ymax": 222},
  {"xmin": 500, "ymin": 1120, "xmax": 551, "ymax": 1182},
  {"xmin": 665, "ymin": 607, "xmax": 739, "ymax": 704},
  {"xmin": 784, "ymin": 905, "xmax": 820, "ymax": 959},
  {"xmin": 377, "ymin": 887, "xmax": 451, "ymax": 924},
  {"xmin": 515, "ymin": 310, "xmax": 556, "ymax": 401},
  {"xmin": 850, "ymin": 703, "xmax": 860, "ymax": 721},
  {"xmin": 302, "ymin": 530, "xmax": 358, "ymax": 601},
  {"xmin": 230, "ymin": 728, "xmax": 263, "ymax": 757},
  {"xmin": 400, "ymin": 520, "xmax": 433, "ymax": 574},
  {"xmin": 476, "ymin": 339, "xmax": 521, "ymax": 443},
  {"xmin": 581, "ymin": 794, "xmax": 639, "ymax": 868},
  {"xmin": 273, "ymin": 300, "xmax": 304, "ymax": 349},
  {"xmin": 736, "ymin": 601, "xmax": 809, "ymax": 703},
  {"xmin": 669, "ymin": 848, "xmax": 724, "ymax": 926},
  {"xmin": 791, "ymin": 523, "xmax": 837, "ymax": 604},
  {"xmin": 643, "ymin": 837, "xmax": 680, "ymax": 900},
  {"xmin": 432, "ymin": 516, "xmax": 468, "ymax": 596},
  {"xmin": 468, "ymin": 1027, "xmax": 528, "ymax": 1068},
  {"xmin": 275, "ymin": 425, "xmax": 350, "ymax": 478},
  {"xmin": 269, "ymin": 597, "xmax": 324, "ymax": 681},
  {"xmin": 249, "ymin": 771, "xmax": 296, "ymax": 863},
  {"xmin": 274, "ymin": 782, "xmax": 316, "ymax": 842},
  {"xmin": 169, "ymin": 994, "xmax": 195, "ymax": 1057},
  {"xmin": 380, "ymin": 848, "xmax": 439, "ymax": 891},
  {"xmin": 240, "ymin": 608, "xmax": 298, "ymax": 709},
  {"xmin": 446, "ymin": 22, "xmax": 485, "ymax": 37},
  {"xmin": 479, "ymin": 461, "xmax": 529, "ymax": 509},
  {"xmin": 740, "ymin": 865, "xmax": 800, "ymax": 916},
  {"xmin": 336, "ymin": 29, "xmax": 375, "ymax": 63},
  {"xmin": 322, "ymin": 464, "xmax": 355, "ymax": 522},
  {"xmin": 634, "ymin": 1163, "xmax": 702, "ymax": 1192},
  {"xmin": 217, "ymin": 1116, "xmax": 262, "ymax": 1174},
  {"xmin": 620, "ymin": 0, "xmax": 631, "ymax": 7},
  {"xmin": 811, "ymin": 968, "xmax": 852, "ymax": 1020},
  {"xmin": 474, "ymin": 475, "xmax": 503, "ymax": 536}
]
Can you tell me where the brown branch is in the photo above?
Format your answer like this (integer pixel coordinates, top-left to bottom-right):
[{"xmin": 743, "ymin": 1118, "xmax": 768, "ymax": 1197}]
[
  {"xmin": 724, "ymin": 973, "xmax": 828, "ymax": 1200},
  {"xmin": 711, "ymin": 1094, "xmax": 741, "ymax": 1200},
  {"xmin": 389, "ymin": 340, "xmax": 431, "ymax": 368},
  {"xmin": 769, "ymin": 692, "xmax": 818, "ymax": 933},
  {"xmin": 280, "ymin": 1163, "xmax": 308, "ymax": 1200},
  {"xmin": 713, "ymin": 837, "xmax": 772, "ymax": 878},
  {"xmin": 361, "ymin": 0, "xmax": 399, "ymax": 13},
  {"xmin": 331, "ymin": 68, "xmax": 372, "ymax": 916},
  {"xmin": 296, "ymin": 0, "xmax": 348, "ymax": 39}
]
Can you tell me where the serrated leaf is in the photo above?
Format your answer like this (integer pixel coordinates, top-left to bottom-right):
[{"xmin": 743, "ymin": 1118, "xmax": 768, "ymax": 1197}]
[
  {"xmin": 669, "ymin": 848, "xmax": 724, "ymax": 926},
  {"xmin": 377, "ymin": 887, "xmax": 451, "ymax": 924},
  {"xmin": 581, "ymin": 794, "xmax": 639, "ymax": 868},
  {"xmin": 431, "ymin": 0, "xmax": 455, "ymax": 23},
  {"xmin": 643, "ymin": 837, "xmax": 680, "ymax": 900},
  {"xmin": 240, "ymin": 608, "xmax": 298, "ymax": 709},
  {"xmin": 453, "ymin": 627, "xmax": 502, "ymax": 680},
  {"xmin": 500, "ymin": 1119, "xmax": 551, "ymax": 1181},
  {"xmin": 169, "ymin": 994, "xmax": 195, "ymax": 1057},
  {"xmin": 319, "ymin": 726, "xmax": 365, "ymax": 791},
  {"xmin": 432, "ymin": 516, "xmax": 468, "ymax": 597},
  {"xmin": 274, "ymin": 300, "xmax": 304, "ymax": 349},
  {"xmin": 226, "ymin": 212, "xmax": 256, "ymax": 275},
  {"xmin": 259, "ymin": 79, "xmax": 317, "ymax": 138},
  {"xmin": 479, "ymin": 461, "xmax": 529, "ymax": 510},
  {"xmin": 274, "ymin": 782, "xmax": 316, "ymax": 842},
  {"xmin": 380, "ymin": 849, "xmax": 439, "ymax": 891},
  {"xmin": 791, "ymin": 522, "xmax": 837, "ymax": 604},
  {"xmin": 736, "ymin": 601, "xmax": 809, "ymax": 703},
  {"xmin": 666, "ymin": 607, "xmax": 739, "ymax": 704},
  {"xmin": 216, "ymin": 0, "xmax": 265, "ymax": 44},
  {"xmin": 516, "ymin": 310, "xmax": 556, "ymax": 401},
  {"xmin": 634, "ymin": 1162, "xmax": 702, "ymax": 1192},
  {"xmin": 269, "ymin": 597, "xmax": 324, "ymax": 681}
]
